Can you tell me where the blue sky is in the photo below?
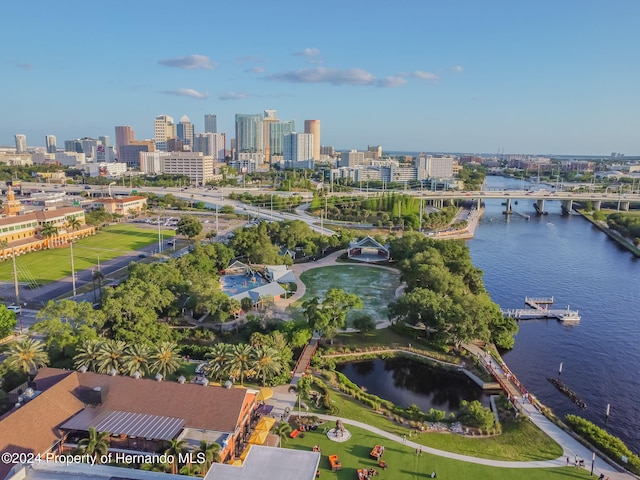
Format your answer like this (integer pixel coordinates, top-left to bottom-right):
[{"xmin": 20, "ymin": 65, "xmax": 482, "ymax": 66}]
[{"xmin": 2, "ymin": 0, "xmax": 639, "ymax": 155}]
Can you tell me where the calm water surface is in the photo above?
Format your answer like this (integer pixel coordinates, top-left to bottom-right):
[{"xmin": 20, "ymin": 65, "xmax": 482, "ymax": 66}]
[{"xmin": 468, "ymin": 176, "xmax": 640, "ymax": 453}]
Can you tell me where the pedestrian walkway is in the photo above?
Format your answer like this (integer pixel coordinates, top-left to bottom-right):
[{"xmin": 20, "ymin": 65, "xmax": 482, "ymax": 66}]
[{"xmin": 265, "ymin": 349, "xmax": 633, "ymax": 479}]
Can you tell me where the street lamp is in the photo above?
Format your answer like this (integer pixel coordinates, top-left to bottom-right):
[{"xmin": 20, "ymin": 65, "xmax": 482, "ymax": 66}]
[{"xmin": 590, "ymin": 451, "xmax": 595, "ymax": 476}]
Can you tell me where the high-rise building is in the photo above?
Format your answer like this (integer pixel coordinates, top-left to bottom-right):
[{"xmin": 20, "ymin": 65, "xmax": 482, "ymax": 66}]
[
  {"xmin": 204, "ymin": 114, "xmax": 217, "ymax": 133},
  {"xmin": 367, "ymin": 145, "xmax": 382, "ymax": 159},
  {"xmin": 284, "ymin": 133, "xmax": 314, "ymax": 169},
  {"xmin": 235, "ymin": 113, "xmax": 264, "ymax": 158},
  {"xmin": 304, "ymin": 120, "xmax": 321, "ymax": 161},
  {"xmin": 45, "ymin": 135, "xmax": 57, "ymax": 153},
  {"xmin": 115, "ymin": 126, "xmax": 135, "ymax": 155},
  {"xmin": 177, "ymin": 115, "xmax": 194, "ymax": 147},
  {"xmin": 193, "ymin": 133, "xmax": 226, "ymax": 160},
  {"xmin": 99, "ymin": 135, "xmax": 110, "ymax": 147},
  {"xmin": 119, "ymin": 141, "xmax": 155, "ymax": 169},
  {"xmin": 154, "ymin": 115, "xmax": 176, "ymax": 152},
  {"xmin": 263, "ymin": 110, "xmax": 279, "ymax": 163},
  {"xmin": 270, "ymin": 120, "xmax": 296, "ymax": 158},
  {"xmin": 340, "ymin": 150, "xmax": 365, "ymax": 167},
  {"xmin": 14, "ymin": 134, "xmax": 27, "ymax": 153}
]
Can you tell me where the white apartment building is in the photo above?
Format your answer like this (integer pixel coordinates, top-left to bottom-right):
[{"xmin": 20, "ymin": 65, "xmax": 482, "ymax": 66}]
[
  {"xmin": 340, "ymin": 150, "xmax": 366, "ymax": 167},
  {"xmin": 84, "ymin": 162, "xmax": 128, "ymax": 178},
  {"xmin": 161, "ymin": 152, "xmax": 214, "ymax": 185},
  {"xmin": 139, "ymin": 151, "xmax": 169, "ymax": 175},
  {"xmin": 283, "ymin": 132, "xmax": 314, "ymax": 169},
  {"xmin": 55, "ymin": 151, "xmax": 86, "ymax": 166},
  {"xmin": 193, "ymin": 132, "xmax": 226, "ymax": 160}
]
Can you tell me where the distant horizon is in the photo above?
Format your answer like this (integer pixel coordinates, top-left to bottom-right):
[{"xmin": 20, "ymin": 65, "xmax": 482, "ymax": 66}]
[{"xmin": 2, "ymin": 1, "xmax": 640, "ymax": 155}]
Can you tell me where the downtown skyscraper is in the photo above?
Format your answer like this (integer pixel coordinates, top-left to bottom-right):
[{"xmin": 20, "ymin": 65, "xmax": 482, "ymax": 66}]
[
  {"xmin": 304, "ymin": 120, "xmax": 321, "ymax": 161},
  {"xmin": 204, "ymin": 114, "xmax": 217, "ymax": 133},
  {"xmin": 14, "ymin": 134, "xmax": 27, "ymax": 153},
  {"xmin": 235, "ymin": 113, "xmax": 264, "ymax": 156}
]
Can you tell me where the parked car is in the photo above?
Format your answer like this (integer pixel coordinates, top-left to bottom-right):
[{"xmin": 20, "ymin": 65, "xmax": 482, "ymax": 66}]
[{"xmin": 5, "ymin": 304, "xmax": 21, "ymax": 314}]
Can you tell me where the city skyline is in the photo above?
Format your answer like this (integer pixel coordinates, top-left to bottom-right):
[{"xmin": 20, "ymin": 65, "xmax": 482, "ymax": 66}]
[{"xmin": 2, "ymin": 0, "xmax": 640, "ymax": 156}]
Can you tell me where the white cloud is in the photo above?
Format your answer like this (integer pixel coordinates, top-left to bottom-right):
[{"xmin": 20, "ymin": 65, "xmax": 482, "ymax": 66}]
[
  {"xmin": 158, "ymin": 54, "xmax": 216, "ymax": 70},
  {"xmin": 377, "ymin": 76, "xmax": 407, "ymax": 88},
  {"xmin": 411, "ymin": 71, "xmax": 439, "ymax": 82},
  {"xmin": 218, "ymin": 91, "xmax": 251, "ymax": 101},
  {"xmin": 293, "ymin": 47, "xmax": 321, "ymax": 57},
  {"xmin": 161, "ymin": 88, "xmax": 209, "ymax": 100},
  {"xmin": 267, "ymin": 67, "xmax": 377, "ymax": 86},
  {"xmin": 245, "ymin": 66, "xmax": 265, "ymax": 74},
  {"xmin": 452, "ymin": 65, "xmax": 464, "ymax": 73}
]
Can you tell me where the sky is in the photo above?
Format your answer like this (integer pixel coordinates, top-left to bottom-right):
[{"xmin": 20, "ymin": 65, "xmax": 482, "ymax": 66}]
[{"xmin": 2, "ymin": 0, "xmax": 640, "ymax": 156}]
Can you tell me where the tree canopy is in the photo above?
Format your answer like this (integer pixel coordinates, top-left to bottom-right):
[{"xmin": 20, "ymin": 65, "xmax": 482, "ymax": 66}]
[{"xmin": 388, "ymin": 233, "xmax": 517, "ymax": 349}]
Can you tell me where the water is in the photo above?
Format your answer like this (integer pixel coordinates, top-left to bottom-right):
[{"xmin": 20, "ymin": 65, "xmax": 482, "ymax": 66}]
[
  {"xmin": 468, "ymin": 176, "xmax": 640, "ymax": 454},
  {"xmin": 336, "ymin": 358, "xmax": 491, "ymax": 414}
]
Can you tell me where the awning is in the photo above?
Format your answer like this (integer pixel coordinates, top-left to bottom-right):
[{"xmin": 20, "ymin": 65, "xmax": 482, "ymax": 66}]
[
  {"xmin": 248, "ymin": 429, "xmax": 269, "ymax": 445},
  {"xmin": 61, "ymin": 409, "xmax": 185, "ymax": 441},
  {"xmin": 254, "ymin": 416, "xmax": 275, "ymax": 433},
  {"xmin": 256, "ymin": 387, "xmax": 273, "ymax": 402},
  {"xmin": 255, "ymin": 404, "xmax": 273, "ymax": 416}
]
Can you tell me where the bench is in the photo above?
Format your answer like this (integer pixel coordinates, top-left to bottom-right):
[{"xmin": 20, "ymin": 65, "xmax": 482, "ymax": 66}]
[{"xmin": 290, "ymin": 429, "xmax": 300, "ymax": 439}]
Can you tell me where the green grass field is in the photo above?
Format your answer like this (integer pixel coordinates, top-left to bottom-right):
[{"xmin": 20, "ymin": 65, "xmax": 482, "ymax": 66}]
[
  {"xmin": 0, "ymin": 225, "xmax": 176, "ymax": 285},
  {"xmin": 284, "ymin": 423, "xmax": 588, "ymax": 480},
  {"xmin": 295, "ymin": 266, "xmax": 400, "ymax": 325}
]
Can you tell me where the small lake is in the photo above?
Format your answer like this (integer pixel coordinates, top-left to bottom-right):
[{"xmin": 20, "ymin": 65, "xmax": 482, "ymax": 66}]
[{"xmin": 336, "ymin": 357, "xmax": 491, "ymax": 414}]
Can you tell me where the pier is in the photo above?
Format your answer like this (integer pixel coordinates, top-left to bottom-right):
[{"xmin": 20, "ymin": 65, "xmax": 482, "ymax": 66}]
[{"xmin": 501, "ymin": 296, "xmax": 581, "ymax": 323}]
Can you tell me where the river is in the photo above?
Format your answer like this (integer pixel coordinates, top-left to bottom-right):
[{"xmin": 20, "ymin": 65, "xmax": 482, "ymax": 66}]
[{"xmin": 468, "ymin": 176, "xmax": 640, "ymax": 454}]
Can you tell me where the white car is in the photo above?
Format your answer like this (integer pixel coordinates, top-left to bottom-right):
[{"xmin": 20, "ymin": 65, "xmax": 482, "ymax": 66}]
[{"xmin": 6, "ymin": 304, "xmax": 21, "ymax": 314}]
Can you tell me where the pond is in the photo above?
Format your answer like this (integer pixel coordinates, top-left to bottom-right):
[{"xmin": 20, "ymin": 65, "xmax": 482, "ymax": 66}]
[{"xmin": 336, "ymin": 357, "xmax": 491, "ymax": 414}]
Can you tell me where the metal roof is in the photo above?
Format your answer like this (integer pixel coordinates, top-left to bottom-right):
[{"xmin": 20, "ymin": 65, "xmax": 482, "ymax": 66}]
[{"xmin": 61, "ymin": 408, "xmax": 185, "ymax": 441}]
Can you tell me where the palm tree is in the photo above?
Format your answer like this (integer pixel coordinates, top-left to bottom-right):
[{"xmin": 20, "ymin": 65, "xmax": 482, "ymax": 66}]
[
  {"xmin": 205, "ymin": 343, "xmax": 232, "ymax": 382},
  {"xmin": 96, "ymin": 339, "xmax": 127, "ymax": 374},
  {"xmin": 74, "ymin": 339, "xmax": 103, "ymax": 372},
  {"xmin": 40, "ymin": 223, "xmax": 58, "ymax": 248},
  {"xmin": 194, "ymin": 441, "xmax": 221, "ymax": 475},
  {"xmin": 92, "ymin": 269, "xmax": 104, "ymax": 304},
  {"xmin": 228, "ymin": 343, "xmax": 255, "ymax": 386},
  {"xmin": 6, "ymin": 338, "xmax": 49, "ymax": 376},
  {"xmin": 150, "ymin": 342, "xmax": 182, "ymax": 380},
  {"xmin": 76, "ymin": 427, "xmax": 110, "ymax": 463},
  {"xmin": 165, "ymin": 439, "xmax": 188, "ymax": 475},
  {"xmin": 253, "ymin": 346, "xmax": 283, "ymax": 386},
  {"xmin": 122, "ymin": 343, "xmax": 150, "ymax": 376},
  {"xmin": 66, "ymin": 216, "xmax": 82, "ymax": 232},
  {"xmin": 272, "ymin": 422, "xmax": 292, "ymax": 447}
]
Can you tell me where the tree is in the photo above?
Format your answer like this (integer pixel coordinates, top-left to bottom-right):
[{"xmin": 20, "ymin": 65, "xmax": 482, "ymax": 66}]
[
  {"xmin": 253, "ymin": 346, "xmax": 283, "ymax": 386},
  {"xmin": 74, "ymin": 339, "xmax": 103, "ymax": 372},
  {"xmin": 165, "ymin": 439, "xmax": 188, "ymax": 475},
  {"xmin": 194, "ymin": 441, "xmax": 221, "ymax": 475},
  {"xmin": 6, "ymin": 338, "xmax": 49, "ymax": 375},
  {"xmin": 305, "ymin": 288, "xmax": 362, "ymax": 342},
  {"xmin": 240, "ymin": 297, "xmax": 254, "ymax": 313},
  {"xmin": 122, "ymin": 343, "xmax": 151, "ymax": 376},
  {"xmin": 150, "ymin": 342, "xmax": 182, "ymax": 379},
  {"xmin": 0, "ymin": 305, "xmax": 17, "ymax": 338},
  {"xmin": 66, "ymin": 216, "xmax": 82, "ymax": 232},
  {"xmin": 228, "ymin": 343, "xmax": 254, "ymax": 385},
  {"xmin": 272, "ymin": 422, "xmax": 292, "ymax": 446},
  {"xmin": 457, "ymin": 400, "xmax": 496, "ymax": 430},
  {"xmin": 40, "ymin": 223, "xmax": 58, "ymax": 248},
  {"xmin": 176, "ymin": 215, "xmax": 203, "ymax": 242},
  {"xmin": 76, "ymin": 427, "xmax": 110, "ymax": 463},
  {"xmin": 96, "ymin": 339, "xmax": 127, "ymax": 374},
  {"xmin": 206, "ymin": 343, "xmax": 232, "ymax": 382},
  {"xmin": 352, "ymin": 313, "xmax": 375, "ymax": 334}
]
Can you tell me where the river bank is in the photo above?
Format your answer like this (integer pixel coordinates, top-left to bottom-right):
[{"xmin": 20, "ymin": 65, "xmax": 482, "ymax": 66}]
[{"xmin": 574, "ymin": 209, "xmax": 640, "ymax": 257}]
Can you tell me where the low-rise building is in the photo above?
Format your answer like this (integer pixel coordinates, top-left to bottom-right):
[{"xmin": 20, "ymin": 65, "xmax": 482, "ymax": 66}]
[{"xmin": 92, "ymin": 196, "xmax": 147, "ymax": 216}]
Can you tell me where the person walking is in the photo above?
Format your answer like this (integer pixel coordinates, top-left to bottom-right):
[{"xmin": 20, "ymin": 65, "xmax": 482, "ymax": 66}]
[{"xmin": 402, "ymin": 434, "xmax": 407, "ymax": 444}]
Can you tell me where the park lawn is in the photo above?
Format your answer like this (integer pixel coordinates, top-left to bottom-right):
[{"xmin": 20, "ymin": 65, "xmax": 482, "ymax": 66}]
[
  {"xmin": 293, "ymin": 265, "xmax": 400, "ymax": 325},
  {"xmin": 311, "ymin": 387, "xmax": 563, "ymax": 462},
  {"xmin": 284, "ymin": 423, "xmax": 588, "ymax": 480},
  {"xmin": 0, "ymin": 225, "xmax": 176, "ymax": 284}
]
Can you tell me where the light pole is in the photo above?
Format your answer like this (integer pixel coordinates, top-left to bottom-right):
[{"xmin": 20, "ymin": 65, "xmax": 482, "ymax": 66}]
[
  {"xmin": 590, "ymin": 451, "xmax": 595, "ymax": 476},
  {"xmin": 70, "ymin": 241, "xmax": 76, "ymax": 297}
]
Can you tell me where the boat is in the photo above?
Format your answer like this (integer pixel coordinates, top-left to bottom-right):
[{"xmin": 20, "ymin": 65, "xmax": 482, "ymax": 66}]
[{"xmin": 559, "ymin": 311, "xmax": 581, "ymax": 322}]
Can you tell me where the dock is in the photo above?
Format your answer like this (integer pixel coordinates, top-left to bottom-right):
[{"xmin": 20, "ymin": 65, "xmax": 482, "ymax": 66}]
[{"xmin": 501, "ymin": 297, "xmax": 581, "ymax": 323}]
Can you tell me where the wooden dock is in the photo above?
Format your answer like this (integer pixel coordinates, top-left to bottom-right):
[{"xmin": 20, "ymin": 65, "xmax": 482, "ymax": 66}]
[{"xmin": 502, "ymin": 297, "xmax": 580, "ymax": 323}]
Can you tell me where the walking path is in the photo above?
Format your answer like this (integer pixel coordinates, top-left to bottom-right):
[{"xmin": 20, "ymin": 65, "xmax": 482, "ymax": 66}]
[{"xmin": 267, "ymin": 385, "xmax": 632, "ymax": 478}]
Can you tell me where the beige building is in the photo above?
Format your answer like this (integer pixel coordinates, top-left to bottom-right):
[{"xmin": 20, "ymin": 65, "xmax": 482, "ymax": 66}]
[
  {"xmin": 92, "ymin": 196, "xmax": 147, "ymax": 216},
  {"xmin": 162, "ymin": 152, "xmax": 215, "ymax": 184},
  {"xmin": 304, "ymin": 119, "xmax": 321, "ymax": 161}
]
